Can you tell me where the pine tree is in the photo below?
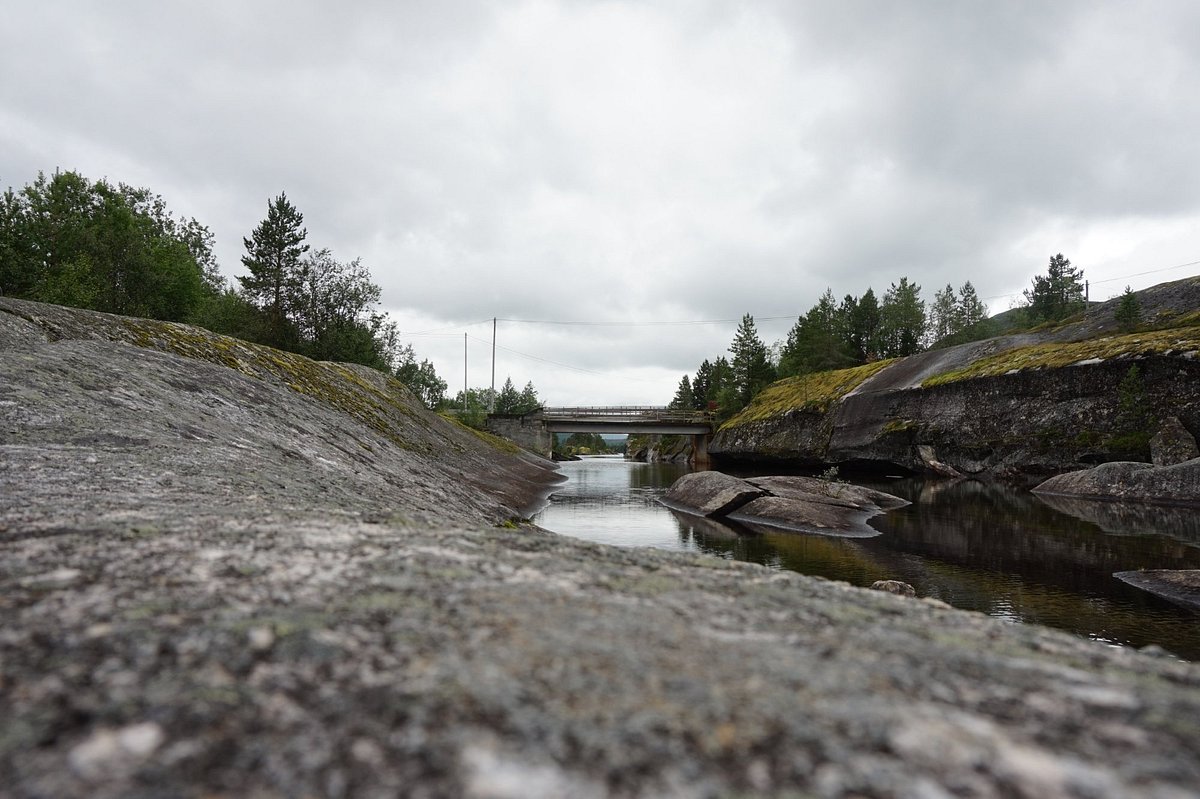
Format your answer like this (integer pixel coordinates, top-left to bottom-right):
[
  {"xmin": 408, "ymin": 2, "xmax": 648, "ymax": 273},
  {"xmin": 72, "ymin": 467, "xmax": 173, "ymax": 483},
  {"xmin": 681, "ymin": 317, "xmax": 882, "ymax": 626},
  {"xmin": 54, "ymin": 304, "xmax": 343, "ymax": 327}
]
[
  {"xmin": 669, "ymin": 375, "xmax": 695, "ymax": 410},
  {"xmin": 493, "ymin": 377, "xmax": 522, "ymax": 414},
  {"xmin": 847, "ymin": 287, "xmax": 882, "ymax": 362},
  {"xmin": 239, "ymin": 193, "xmax": 309, "ymax": 346},
  {"xmin": 692, "ymin": 360, "xmax": 713, "ymax": 410},
  {"xmin": 517, "ymin": 381, "xmax": 541, "ymax": 413},
  {"xmin": 957, "ymin": 281, "xmax": 988, "ymax": 328},
  {"xmin": 728, "ymin": 313, "xmax": 776, "ymax": 406},
  {"xmin": 779, "ymin": 289, "xmax": 852, "ymax": 377},
  {"xmin": 1114, "ymin": 285, "xmax": 1142, "ymax": 331},
  {"xmin": 879, "ymin": 277, "xmax": 926, "ymax": 357},
  {"xmin": 1023, "ymin": 253, "xmax": 1084, "ymax": 322},
  {"xmin": 929, "ymin": 283, "xmax": 957, "ymax": 343}
]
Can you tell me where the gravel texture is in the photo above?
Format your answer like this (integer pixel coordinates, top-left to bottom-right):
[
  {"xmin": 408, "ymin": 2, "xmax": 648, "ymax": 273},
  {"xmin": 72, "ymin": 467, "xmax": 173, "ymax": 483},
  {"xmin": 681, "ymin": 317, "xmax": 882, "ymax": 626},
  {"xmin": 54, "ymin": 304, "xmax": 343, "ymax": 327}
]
[{"xmin": 4, "ymin": 298, "xmax": 1200, "ymax": 798}]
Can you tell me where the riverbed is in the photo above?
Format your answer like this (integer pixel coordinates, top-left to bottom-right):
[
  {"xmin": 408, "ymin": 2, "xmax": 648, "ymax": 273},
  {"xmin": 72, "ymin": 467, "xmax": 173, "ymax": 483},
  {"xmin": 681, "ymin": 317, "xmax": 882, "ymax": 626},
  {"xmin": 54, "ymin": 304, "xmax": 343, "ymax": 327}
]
[{"xmin": 533, "ymin": 455, "xmax": 1200, "ymax": 660}]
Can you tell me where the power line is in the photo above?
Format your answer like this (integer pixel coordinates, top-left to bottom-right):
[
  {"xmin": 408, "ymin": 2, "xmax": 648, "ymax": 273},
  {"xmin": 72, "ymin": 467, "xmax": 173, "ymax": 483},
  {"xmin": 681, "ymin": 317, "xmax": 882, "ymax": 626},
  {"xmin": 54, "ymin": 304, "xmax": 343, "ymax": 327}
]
[
  {"xmin": 1088, "ymin": 258, "xmax": 1200, "ymax": 286},
  {"xmin": 467, "ymin": 334, "xmax": 661, "ymax": 383},
  {"xmin": 398, "ymin": 317, "xmax": 493, "ymax": 337},
  {"xmin": 980, "ymin": 255, "xmax": 1200, "ymax": 302},
  {"xmin": 496, "ymin": 315, "xmax": 796, "ymax": 327}
]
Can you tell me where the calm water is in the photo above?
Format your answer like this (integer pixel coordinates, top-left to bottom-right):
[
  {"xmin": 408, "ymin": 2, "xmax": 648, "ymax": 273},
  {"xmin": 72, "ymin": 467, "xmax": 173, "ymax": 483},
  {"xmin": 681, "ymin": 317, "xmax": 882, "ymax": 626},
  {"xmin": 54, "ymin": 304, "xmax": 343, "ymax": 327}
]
[{"xmin": 533, "ymin": 455, "xmax": 1200, "ymax": 660}]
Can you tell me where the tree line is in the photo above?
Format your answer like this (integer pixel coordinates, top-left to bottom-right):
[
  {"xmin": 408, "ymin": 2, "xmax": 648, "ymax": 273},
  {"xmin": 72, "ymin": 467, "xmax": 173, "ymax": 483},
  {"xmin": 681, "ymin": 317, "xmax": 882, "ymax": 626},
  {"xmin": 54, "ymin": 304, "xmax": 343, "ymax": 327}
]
[
  {"xmin": 671, "ymin": 255, "xmax": 1095, "ymax": 419},
  {"xmin": 0, "ymin": 170, "xmax": 450, "ymax": 408}
]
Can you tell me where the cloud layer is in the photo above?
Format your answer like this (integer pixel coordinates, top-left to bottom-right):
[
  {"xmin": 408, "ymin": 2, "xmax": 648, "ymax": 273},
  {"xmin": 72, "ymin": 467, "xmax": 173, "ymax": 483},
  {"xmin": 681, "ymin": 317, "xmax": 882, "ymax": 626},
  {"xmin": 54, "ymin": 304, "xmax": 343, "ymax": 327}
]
[{"xmin": 4, "ymin": 1, "xmax": 1199, "ymax": 403}]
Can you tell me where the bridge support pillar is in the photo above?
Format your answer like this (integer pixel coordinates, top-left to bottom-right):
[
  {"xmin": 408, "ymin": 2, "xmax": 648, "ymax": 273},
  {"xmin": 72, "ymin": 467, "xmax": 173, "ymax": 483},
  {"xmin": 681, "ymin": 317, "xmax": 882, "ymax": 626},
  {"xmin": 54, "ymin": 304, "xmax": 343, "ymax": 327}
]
[{"xmin": 691, "ymin": 433, "xmax": 712, "ymax": 469}]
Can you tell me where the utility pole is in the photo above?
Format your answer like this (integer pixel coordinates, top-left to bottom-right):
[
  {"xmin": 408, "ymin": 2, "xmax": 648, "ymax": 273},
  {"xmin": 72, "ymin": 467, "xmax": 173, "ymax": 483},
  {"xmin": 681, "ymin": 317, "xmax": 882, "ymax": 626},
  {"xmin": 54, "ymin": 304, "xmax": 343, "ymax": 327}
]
[
  {"xmin": 462, "ymin": 333, "xmax": 467, "ymax": 414},
  {"xmin": 490, "ymin": 317, "xmax": 497, "ymax": 411},
  {"xmin": 1085, "ymin": 280, "xmax": 1089, "ymax": 303}
]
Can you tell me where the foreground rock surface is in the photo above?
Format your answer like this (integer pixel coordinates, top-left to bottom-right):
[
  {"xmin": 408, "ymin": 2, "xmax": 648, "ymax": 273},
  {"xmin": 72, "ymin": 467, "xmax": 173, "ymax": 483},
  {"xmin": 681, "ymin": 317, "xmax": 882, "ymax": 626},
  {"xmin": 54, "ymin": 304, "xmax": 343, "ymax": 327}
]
[
  {"xmin": 4, "ymin": 299, "xmax": 1200, "ymax": 798},
  {"xmin": 664, "ymin": 472, "xmax": 908, "ymax": 538}
]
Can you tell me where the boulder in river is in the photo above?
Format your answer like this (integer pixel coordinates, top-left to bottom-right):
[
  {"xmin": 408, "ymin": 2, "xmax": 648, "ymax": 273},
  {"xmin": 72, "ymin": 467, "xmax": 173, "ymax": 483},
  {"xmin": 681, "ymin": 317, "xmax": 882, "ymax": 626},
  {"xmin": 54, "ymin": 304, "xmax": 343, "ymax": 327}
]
[
  {"xmin": 663, "ymin": 472, "xmax": 908, "ymax": 537},
  {"xmin": 659, "ymin": 470, "xmax": 768, "ymax": 516},
  {"xmin": 1032, "ymin": 458, "xmax": 1200, "ymax": 506},
  {"xmin": 1114, "ymin": 570, "xmax": 1200, "ymax": 611}
]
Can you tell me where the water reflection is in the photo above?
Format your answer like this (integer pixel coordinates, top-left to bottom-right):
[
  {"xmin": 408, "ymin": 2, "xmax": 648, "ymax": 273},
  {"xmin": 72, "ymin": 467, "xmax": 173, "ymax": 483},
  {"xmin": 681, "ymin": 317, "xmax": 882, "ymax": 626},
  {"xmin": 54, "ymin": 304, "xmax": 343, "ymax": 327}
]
[{"xmin": 534, "ymin": 457, "xmax": 1200, "ymax": 659}]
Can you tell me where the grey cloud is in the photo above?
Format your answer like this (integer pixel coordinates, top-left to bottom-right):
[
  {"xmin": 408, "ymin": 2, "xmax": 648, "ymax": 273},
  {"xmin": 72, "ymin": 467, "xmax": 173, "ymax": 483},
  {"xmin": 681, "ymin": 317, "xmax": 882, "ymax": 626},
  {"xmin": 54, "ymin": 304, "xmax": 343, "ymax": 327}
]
[{"xmin": 4, "ymin": 1, "xmax": 1200, "ymax": 404}]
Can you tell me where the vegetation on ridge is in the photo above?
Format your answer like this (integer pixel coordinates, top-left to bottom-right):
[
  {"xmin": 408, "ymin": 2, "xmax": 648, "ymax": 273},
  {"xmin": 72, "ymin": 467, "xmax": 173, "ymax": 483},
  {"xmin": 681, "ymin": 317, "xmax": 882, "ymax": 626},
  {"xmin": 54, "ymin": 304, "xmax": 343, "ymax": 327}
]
[
  {"xmin": 0, "ymin": 170, "xmax": 451, "ymax": 407},
  {"xmin": 720, "ymin": 359, "xmax": 895, "ymax": 429},
  {"xmin": 922, "ymin": 326, "xmax": 1200, "ymax": 388}
]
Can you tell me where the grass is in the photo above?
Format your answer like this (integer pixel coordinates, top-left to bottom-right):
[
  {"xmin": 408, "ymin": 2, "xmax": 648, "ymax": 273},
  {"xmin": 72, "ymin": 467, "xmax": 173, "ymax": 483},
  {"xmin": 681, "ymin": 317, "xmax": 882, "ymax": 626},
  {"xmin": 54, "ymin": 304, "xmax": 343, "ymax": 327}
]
[
  {"xmin": 720, "ymin": 359, "xmax": 895, "ymax": 429},
  {"xmin": 922, "ymin": 325, "xmax": 1200, "ymax": 388},
  {"xmin": 439, "ymin": 412, "xmax": 523, "ymax": 455}
]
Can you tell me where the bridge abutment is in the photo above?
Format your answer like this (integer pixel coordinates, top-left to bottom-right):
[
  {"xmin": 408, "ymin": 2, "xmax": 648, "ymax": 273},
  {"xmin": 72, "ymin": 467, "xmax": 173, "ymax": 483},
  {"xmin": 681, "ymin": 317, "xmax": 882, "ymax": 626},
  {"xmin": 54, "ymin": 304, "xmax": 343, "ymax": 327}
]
[{"xmin": 484, "ymin": 412, "xmax": 553, "ymax": 458}]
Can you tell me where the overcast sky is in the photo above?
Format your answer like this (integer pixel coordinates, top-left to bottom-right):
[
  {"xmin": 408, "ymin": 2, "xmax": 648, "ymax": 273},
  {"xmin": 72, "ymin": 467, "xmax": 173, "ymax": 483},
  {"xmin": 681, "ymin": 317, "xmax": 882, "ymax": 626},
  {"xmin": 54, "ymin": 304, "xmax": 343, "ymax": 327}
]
[{"xmin": 4, "ymin": 1, "xmax": 1200, "ymax": 405}]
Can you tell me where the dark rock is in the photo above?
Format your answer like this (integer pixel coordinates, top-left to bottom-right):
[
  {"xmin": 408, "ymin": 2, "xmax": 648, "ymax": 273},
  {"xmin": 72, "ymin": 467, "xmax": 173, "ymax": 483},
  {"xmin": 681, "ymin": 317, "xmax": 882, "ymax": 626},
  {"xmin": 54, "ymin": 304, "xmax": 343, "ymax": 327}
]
[
  {"xmin": 666, "ymin": 473, "xmax": 908, "ymax": 537},
  {"xmin": 1150, "ymin": 416, "xmax": 1200, "ymax": 467},
  {"xmin": 1113, "ymin": 570, "xmax": 1200, "ymax": 611},
  {"xmin": 1033, "ymin": 459, "xmax": 1200, "ymax": 506},
  {"xmin": 727, "ymin": 495, "xmax": 883, "ymax": 538},
  {"xmin": 626, "ymin": 434, "xmax": 693, "ymax": 463},
  {"xmin": 747, "ymin": 475, "xmax": 910, "ymax": 511},
  {"xmin": 661, "ymin": 471, "xmax": 766, "ymax": 516},
  {"xmin": 871, "ymin": 580, "xmax": 917, "ymax": 597}
]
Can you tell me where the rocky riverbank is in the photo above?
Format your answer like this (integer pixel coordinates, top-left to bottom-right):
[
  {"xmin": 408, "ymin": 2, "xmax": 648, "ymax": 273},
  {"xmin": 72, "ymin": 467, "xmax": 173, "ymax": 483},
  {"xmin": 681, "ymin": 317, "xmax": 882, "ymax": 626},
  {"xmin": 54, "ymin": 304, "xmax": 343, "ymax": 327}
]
[
  {"xmin": 711, "ymin": 277, "xmax": 1200, "ymax": 485},
  {"xmin": 625, "ymin": 433, "xmax": 692, "ymax": 463},
  {"xmin": 4, "ymin": 298, "xmax": 1200, "ymax": 797}
]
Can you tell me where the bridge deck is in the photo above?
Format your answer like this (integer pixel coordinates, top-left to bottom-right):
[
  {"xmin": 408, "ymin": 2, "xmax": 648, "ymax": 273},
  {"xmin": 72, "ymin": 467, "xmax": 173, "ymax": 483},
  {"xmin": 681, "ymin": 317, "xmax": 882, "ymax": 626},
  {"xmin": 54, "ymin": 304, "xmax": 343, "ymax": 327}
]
[{"xmin": 538, "ymin": 406, "xmax": 713, "ymax": 434}]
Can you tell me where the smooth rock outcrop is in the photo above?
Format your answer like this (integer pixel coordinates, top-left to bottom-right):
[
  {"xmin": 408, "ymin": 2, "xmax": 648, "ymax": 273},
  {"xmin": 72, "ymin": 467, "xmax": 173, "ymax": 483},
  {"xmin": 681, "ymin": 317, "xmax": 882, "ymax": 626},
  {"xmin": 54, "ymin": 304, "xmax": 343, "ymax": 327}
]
[
  {"xmin": 664, "ymin": 472, "xmax": 908, "ymax": 537},
  {"xmin": 1114, "ymin": 570, "xmax": 1200, "ymax": 611},
  {"xmin": 4, "ymin": 299, "xmax": 1200, "ymax": 798},
  {"xmin": 747, "ymin": 475, "xmax": 911, "ymax": 511},
  {"xmin": 1033, "ymin": 459, "xmax": 1200, "ymax": 506},
  {"xmin": 660, "ymin": 470, "xmax": 767, "ymax": 516}
]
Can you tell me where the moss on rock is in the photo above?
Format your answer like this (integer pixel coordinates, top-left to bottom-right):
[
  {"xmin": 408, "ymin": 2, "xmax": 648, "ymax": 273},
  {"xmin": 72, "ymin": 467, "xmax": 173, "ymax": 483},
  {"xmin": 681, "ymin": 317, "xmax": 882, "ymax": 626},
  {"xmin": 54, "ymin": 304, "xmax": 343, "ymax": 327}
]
[{"xmin": 721, "ymin": 359, "xmax": 895, "ymax": 430}]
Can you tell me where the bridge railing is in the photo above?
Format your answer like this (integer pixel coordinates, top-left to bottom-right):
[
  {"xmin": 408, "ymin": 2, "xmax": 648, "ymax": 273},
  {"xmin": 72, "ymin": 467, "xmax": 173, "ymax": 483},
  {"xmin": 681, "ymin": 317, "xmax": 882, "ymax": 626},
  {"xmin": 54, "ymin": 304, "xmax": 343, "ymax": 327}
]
[{"xmin": 540, "ymin": 406, "xmax": 714, "ymax": 424}]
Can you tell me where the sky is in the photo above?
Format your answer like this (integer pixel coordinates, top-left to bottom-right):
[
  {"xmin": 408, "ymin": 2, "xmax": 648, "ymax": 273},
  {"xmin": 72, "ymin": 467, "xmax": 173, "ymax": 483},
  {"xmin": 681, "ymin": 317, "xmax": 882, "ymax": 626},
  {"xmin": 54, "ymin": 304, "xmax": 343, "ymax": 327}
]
[{"xmin": 4, "ymin": 1, "xmax": 1200, "ymax": 405}]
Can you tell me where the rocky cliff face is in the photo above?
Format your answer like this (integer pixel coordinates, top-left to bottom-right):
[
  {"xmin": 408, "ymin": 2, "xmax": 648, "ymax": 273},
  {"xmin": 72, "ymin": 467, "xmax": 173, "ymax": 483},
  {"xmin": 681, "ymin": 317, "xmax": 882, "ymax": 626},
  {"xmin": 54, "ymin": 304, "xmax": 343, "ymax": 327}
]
[
  {"xmin": 4, "ymin": 298, "xmax": 1200, "ymax": 797},
  {"xmin": 625, "ymin": 433, "xmax": 692, "ymax": 463},
  {"xmin": 713, "ymin": 279, "xmax": 1200, "ymax": 482}
]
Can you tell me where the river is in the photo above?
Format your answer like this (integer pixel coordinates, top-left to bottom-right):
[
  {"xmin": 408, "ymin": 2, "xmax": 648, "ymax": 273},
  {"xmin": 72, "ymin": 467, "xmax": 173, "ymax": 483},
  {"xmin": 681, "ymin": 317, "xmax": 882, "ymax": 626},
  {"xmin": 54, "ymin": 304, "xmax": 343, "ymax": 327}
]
[{"xmin": 532, "ymin": 455, "xmax": 1200, "ymax": 660}]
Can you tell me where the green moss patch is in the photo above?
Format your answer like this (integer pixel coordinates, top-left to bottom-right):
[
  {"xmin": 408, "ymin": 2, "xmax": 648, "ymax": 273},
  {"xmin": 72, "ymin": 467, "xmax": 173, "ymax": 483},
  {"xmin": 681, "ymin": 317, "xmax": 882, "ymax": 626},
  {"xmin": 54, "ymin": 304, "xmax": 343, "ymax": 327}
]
[
  {"xmin": 922, "ymin": 326, "xmax": 1200, "ymax": 388},
  {"xmin": 113, "ymin": 317, "xmax": 431, "ymax": 450},
  {"xmin": 439, "ymin": 413, "xmax": 523, "ymax": 455},
  {"xmin": 721, "ymin": 359, "xmax": 895, "ymax": 429}
]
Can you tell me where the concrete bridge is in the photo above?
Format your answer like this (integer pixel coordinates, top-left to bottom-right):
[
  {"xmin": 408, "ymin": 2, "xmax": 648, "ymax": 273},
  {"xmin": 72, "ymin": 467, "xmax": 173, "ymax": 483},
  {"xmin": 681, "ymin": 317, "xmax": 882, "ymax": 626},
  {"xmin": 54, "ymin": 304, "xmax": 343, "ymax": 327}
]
[{"xmin": 485, "ymin": 406, "xmax": 714, "ymax": 464}]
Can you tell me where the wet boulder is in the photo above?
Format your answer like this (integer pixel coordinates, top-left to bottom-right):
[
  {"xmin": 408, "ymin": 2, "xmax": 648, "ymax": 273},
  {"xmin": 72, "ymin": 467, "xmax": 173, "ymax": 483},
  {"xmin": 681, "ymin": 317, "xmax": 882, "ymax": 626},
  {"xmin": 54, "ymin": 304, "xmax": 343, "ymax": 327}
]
[
  {"xmin": 872, "ymin": 580, "xmax": 917, "ymax": 597},
  {"xmin": 746, "ymin": 475, "xmax": 911, "ymax": 511},
  {"xmin": 661, "ymin": 471, "xmax": 767, "ymax": 517},
  {"xmin": 664, "ymin": 472, "xmax": 908, "ymax": 537},
  {"xmin": 1033, "ymin": 459, "xmax": 1200, "ymax": 506},
  {"xmin": 1114, "ymin": 569, "xmax": 1200, "ymax": 611}
]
